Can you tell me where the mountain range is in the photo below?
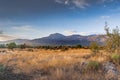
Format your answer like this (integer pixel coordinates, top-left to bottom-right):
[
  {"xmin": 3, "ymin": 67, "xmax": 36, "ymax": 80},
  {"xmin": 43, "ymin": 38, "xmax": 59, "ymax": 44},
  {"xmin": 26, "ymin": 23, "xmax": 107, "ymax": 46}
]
[{"xmin": 0, "ymin": 33, "xmax": 107, "ymax": 46}]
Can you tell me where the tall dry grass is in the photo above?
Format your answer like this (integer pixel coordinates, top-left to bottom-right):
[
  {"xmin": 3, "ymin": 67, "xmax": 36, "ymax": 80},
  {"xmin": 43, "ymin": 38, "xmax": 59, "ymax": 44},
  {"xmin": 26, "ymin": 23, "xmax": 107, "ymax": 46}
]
[{"xmin": 0, "ymin": 49, "xmax": 108, "ymax": 80}]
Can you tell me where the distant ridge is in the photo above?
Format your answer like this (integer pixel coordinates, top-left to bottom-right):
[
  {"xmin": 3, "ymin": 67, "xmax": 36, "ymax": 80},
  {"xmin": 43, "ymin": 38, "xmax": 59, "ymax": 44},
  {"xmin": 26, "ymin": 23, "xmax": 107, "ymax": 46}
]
[{"xmin": 0, "ymin": 33, "xmax": 107, "ymax": 46}]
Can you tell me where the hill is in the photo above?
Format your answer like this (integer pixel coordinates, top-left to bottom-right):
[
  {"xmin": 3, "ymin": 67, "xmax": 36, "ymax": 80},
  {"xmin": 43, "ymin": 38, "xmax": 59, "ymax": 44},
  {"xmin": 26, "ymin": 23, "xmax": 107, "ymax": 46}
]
[{"xmin": 0, "ymin": 33, "xmax": 107, "ymax": 46}]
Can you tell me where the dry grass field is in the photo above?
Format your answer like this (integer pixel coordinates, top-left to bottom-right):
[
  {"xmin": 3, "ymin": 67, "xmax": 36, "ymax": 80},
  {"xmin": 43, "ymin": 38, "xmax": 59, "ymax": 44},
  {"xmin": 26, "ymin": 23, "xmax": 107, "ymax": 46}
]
[{"xmin": 0, "ymin": 48, "xmax": 118, "ymax": 80}]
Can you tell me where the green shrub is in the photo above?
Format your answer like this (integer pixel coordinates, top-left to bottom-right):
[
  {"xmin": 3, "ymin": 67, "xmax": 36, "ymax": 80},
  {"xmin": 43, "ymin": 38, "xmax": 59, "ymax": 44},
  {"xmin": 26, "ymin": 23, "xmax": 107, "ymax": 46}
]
[
  {"xmin": 0, "ymin": 64, "xmax": 5, "ymax": 72},
  {"xmin": 90, "ymin": 42, "xmax": 99, "ymax": 55},
  {"xmin": 19, "ymin": 43, "xmax": 27, "ymax": 49},
  {"xmin": 75, "ymin": 44, "xmax": 82, "ymax": 49},
  {"xmin": 111, "ymin": 53, "xmax": 120, "ymax": 64},
  {"xmin": 105, "ymin": 26, "xmax": 120, "ymax": 53},
  {"xmin": 7, "ymin": 42, "xmax": 17, "ymax": 50},
  {"xmin": 86, "ymin": 61, "xmax": 100, "ymax": 71}
]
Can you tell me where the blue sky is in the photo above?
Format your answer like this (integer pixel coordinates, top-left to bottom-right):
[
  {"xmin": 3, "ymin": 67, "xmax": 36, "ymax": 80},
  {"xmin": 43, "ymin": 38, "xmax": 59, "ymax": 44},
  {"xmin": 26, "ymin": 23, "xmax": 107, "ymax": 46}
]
[{"xmin": 0, "ymin": 0, "xmax": 120, "ymax": 41}]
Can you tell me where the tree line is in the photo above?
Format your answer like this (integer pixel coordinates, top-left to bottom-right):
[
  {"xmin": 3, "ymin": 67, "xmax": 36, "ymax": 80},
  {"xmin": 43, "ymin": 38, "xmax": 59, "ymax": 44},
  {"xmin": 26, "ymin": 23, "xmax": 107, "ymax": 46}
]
[{"xmin": 0, "ymin": 43, "xmax": 84, "ymax": 51}]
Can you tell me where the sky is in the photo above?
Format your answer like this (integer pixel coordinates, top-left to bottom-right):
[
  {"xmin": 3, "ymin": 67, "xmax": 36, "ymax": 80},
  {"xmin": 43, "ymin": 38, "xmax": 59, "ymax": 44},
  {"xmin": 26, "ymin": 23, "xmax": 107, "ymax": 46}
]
[{"xmin": 0, "ymin": 0, "xmax": 120, "ymax": 41}]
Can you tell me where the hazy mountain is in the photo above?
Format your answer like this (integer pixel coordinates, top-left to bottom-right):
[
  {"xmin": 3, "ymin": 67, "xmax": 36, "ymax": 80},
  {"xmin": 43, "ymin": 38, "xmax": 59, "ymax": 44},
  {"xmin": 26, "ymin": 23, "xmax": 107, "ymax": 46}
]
[
  {"xmin": 0, "ymin": 39, "xmax": 31, "ymax": 45},
  {"xmin": 48, "ymin": 33, "xmax": 66, "ymax": 39},
  {"xmin": 0, "ymin": 33, "xmax": 107, "ymax": 46}
]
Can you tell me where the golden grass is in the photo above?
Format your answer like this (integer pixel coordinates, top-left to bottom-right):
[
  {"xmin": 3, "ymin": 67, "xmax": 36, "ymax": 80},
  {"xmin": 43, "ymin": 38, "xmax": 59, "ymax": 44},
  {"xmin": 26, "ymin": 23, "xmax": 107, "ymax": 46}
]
[
  {"xmin": 0, "ymin": 48, "xmax": 109, "ymax": 80},
  {"xmin": 0, "ymin": 49, "xmax": 87, "ymax": 71},
  {"xmin": 0, "ymin": 49, "xmax": 107, "ymax": 73}
]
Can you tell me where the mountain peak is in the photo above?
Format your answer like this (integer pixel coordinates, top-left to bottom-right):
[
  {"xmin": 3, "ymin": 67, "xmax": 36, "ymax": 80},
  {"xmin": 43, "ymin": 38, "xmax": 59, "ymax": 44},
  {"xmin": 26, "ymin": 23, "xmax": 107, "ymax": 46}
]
[
  {"xmin": 49, "ymin": 33, "xmax": 64, "ymax": 36},
  {"xmin": 48, "ymin": 33, "xmax": 65, "ymax": 39}
]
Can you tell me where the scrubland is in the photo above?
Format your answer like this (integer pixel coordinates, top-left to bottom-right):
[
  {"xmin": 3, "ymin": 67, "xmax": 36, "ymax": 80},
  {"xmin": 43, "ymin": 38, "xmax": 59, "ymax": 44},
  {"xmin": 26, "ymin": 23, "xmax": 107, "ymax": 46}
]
[{"xmin": 0, "ymin": 48, "xmax": 119, "ymax": 80}]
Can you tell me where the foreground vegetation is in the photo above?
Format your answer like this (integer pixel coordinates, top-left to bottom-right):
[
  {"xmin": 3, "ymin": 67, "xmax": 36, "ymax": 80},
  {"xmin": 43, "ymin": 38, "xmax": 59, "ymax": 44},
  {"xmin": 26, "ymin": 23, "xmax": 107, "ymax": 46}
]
[
  {"xmin": 0, "ymin": 49, "xmax": 108, "ymax": 80},
  {"xmin": 0, "ymin": 48, "xmax": 120, "ymax": 80}
]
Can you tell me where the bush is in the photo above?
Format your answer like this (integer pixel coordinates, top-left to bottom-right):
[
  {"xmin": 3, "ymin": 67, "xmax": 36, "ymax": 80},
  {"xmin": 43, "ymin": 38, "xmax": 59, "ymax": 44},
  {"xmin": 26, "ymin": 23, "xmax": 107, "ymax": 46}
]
[
  {"xmin": 111, "ymin": 54, "xmax": 120, "ymax": 64},
  {"xmin": 61, "ymin": 47, "xmax": 68, "ymax": 51},
  {"xmin": 7, "ymin": 42, "xmax": 17, "ymax": 50},
  {"xmin": 90, "ymin": 42, "xmax": 99, "ymax": 55},
  {"xmin": 75, "ymin": 44, "xmax": 82, "ymax": 49},
  {"xmin": 86, "ymin": 61, "xmax": 100, "ymax": 71},
  {"xmin": 19, "ymin": 43, "xmax": 27, "ymax": 49},
  {"xmin": 105, "ymin": 26, "xmax": 120, "ymax": 53},
  {"xmin": 0, "ymin": 64, "xmax": 5, "ymax": 73}
]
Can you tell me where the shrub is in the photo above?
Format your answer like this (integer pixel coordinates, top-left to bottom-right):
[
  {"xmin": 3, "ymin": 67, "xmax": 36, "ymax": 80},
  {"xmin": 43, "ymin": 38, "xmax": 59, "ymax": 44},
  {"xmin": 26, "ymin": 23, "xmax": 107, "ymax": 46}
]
[
  {"xmin": 0, "ymin": 64, "xmax": 5, "ymax": 73},
  {"xmin": 61, "ymin": 47, "xmax": 68, "ymax": 51},
  {"xmin": 86, "ymin": 61, "xmax": 100, "ymax": 71},
  {"xmin": 90, "ymin": 42, "xmax": 99, "ymax": 55},
  {"xmin": 75, "ymin": 44, "xmax": 82, "ymax": 49},
  {"xmin": 105, "ymin": 25, "xmax": 120, "ymax": 53},
  {"xmin": 19, "ymin": 43, "xmax": 27, "ymax": 49},
  {"xmin": 111, "ymin": 53, "xmax": 120, "ymax": 64},
  {"xmin": 7, "ymin": 42, "xmax": 17, "ymax": 50}
]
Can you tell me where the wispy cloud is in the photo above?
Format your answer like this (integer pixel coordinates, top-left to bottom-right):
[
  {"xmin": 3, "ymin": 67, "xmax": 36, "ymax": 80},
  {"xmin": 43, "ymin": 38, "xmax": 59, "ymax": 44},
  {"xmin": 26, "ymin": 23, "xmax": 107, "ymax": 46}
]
[
  {"xmin": 64, "ymin": 30, "xmax": 99, "ymax": 36},
  {"xmin": 55, "ymin": 0, "xmax": 109, "ymax": 9},
  {"xmin": 55, "ymin": 0, "xmax": 63, "ymax": 3},
  {"xmin": 12, "ymin": 25, "xmax": 34, "ymax": 31},
  {"xmin": 72, "ymin": 0, "xmax": 89, "ymax": 8},
  {"xmin": 0, "ymin": 34, "xmax": 17, "ymax": 41},
  {"xmin": 101, "ymin": 16, "xmax": 110, "ymax": 19},
  {"xmin": 64, "ymin": 30, "xmax": 78, "ymax": 35},
  {"xmin": 0, "ymin": 30, "xmax": 16, "ymax": 41},
  {"xmin": 11, "ymin": 25, "xmax": 41, "ymax": 39},
  {"xmin": 55, "ymin": 0, "xmax": 89, "ymax": 8}
]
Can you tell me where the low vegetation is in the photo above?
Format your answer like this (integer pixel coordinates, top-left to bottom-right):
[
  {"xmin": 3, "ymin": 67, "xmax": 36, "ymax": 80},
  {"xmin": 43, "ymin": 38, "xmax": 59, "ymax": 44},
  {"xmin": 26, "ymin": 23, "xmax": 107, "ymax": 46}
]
[
  {"xmin": 90, "ymin": 42, "xmax": 99, "ymax": 55},
  {"xmin": 0, "ymin": 49, "xmax": 106, "ymax": 80},
  {"xmin": 105, "ymin": 25, "xmax": 120, "ymax": 53},
  {"xmin": 110, "ymin": 53, "xmax": 120, "ymax": 64},
  {"xmin": 0, "ymin": 64, "xmax": 5, "ymax": 73},
  {"xmin": 6, "ymin": 42, "xmax": 17, "ymax": 50},
  {"xmin": 86, "ymin": 61, "xmax": 100, "ymax": 71}
]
